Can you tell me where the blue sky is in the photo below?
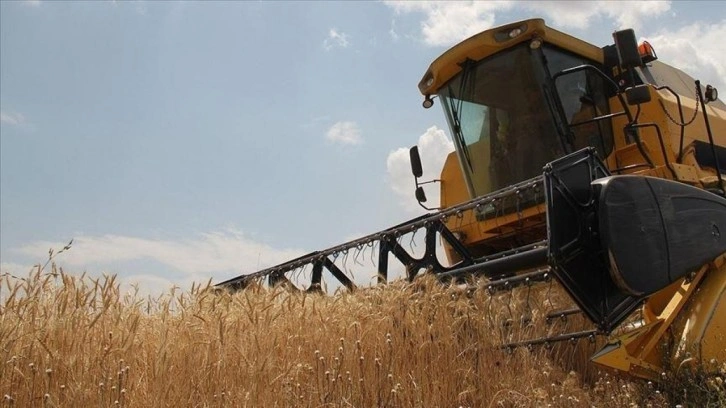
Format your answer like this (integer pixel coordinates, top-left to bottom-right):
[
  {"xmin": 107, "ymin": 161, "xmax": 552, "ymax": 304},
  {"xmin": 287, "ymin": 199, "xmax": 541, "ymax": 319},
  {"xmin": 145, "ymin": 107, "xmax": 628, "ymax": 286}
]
[{"xmin": 2, "ymin": 1, "xmax": 725, "ymax": 295}]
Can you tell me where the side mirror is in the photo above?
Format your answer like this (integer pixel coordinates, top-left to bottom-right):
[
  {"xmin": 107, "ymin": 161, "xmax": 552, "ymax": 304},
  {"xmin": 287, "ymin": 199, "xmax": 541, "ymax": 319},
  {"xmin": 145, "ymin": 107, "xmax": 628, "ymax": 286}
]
[
  {"xmin": 410, "ymin": 146, "xmax": 423, "ymax": 178},
  {"xmin": 409, "ymin": 145, "xmax": 439, "ymax": 211},
  {"xmin": 613, "ymin": 29, "xmax": 642, "ymax": 69},
  {"xmin": 705, "ymin": 85, "xmax": 719, "ymax": 104},
  {"xmin": 415, "ymin": 186, "xmax": 427, "ymax": 203},
  {"xmin": 625, "ymin": 84, "xmax": 651, "ymax": 105}
]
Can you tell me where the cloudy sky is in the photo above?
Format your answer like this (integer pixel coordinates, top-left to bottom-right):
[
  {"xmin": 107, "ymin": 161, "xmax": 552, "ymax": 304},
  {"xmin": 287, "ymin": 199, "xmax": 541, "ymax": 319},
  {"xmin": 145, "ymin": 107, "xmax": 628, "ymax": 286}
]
[{"xmin": 2, "ymin": 1, "xmax": 724, "ymax": 295}]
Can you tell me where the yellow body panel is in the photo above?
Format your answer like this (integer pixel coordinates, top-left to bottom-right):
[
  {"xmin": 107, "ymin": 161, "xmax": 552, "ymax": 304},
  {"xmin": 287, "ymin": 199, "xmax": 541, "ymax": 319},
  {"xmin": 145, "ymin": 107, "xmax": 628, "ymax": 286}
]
[
  {"xmin": 671, "ymin": 256, "xmax": 726, "ymax": 366},
  {"xmin": 439, "ymin": 152, "xmax": 469, "ymax": 211},
  {"xmin": 608, "ymin": 83, "xmax": 726, "ymax": 186},
  {"xmin": 592, "ymin": 257, "xmax": 726, "ymax": 379},
  {"xmin": 439, "ymin": 151, "xmax": 546, "ymax": 263}
]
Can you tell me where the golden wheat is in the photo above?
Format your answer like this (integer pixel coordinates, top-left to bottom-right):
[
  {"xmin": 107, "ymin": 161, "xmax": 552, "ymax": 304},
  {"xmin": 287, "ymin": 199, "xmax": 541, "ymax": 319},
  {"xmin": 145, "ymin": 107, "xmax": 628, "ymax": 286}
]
[{"xmin": 0, "ymin": 266, "xmax": 697, "ymax": 407}]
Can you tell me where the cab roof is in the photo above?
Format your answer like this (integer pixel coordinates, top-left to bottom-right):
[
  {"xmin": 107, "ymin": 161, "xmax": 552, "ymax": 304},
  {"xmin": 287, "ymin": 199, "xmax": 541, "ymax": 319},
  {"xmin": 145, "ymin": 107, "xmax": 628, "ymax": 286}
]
[{"xmin": 418, "ymin": 18, "xmax": 604, "ymax": 96}]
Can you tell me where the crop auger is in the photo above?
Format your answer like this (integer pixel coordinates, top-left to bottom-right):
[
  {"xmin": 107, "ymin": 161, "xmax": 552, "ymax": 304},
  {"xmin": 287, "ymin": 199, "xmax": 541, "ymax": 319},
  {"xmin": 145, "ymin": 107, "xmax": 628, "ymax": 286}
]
[{"xmin": 217, "ymin": 19, "xmax": 726, "ymax": 381}]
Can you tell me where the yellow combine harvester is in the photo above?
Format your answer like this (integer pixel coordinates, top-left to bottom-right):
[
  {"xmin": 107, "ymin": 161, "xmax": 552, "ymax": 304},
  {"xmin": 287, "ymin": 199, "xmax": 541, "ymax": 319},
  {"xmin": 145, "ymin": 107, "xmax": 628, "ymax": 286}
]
[{"xmin": 218, "ymin": 19, "xmax": 726, "ymax": 381}]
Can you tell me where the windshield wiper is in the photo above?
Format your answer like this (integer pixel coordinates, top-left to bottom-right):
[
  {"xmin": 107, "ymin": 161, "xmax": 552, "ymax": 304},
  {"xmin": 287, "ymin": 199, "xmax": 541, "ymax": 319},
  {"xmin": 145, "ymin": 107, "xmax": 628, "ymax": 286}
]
[
  {"xmin": 449, "ymin": 95, "xmax": 472, "ymax": 170},
  {"xmin": 450, "ymin": 59, "xmax": 476, "ymax": 170}
]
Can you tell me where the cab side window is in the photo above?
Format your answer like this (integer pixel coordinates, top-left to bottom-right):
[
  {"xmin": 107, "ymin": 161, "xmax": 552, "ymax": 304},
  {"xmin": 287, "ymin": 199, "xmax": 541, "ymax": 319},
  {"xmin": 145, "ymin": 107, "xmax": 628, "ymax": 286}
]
[{"xmin": 544, "ymin": 46, "xmax": 614, "ymax": 158}]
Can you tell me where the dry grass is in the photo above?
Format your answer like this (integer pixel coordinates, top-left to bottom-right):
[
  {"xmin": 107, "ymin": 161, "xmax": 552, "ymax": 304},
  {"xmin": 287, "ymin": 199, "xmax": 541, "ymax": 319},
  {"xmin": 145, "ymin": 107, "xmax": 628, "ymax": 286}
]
[{"xmin": 1, "ymin": 265, "xmax": 721, "ymax": 407}]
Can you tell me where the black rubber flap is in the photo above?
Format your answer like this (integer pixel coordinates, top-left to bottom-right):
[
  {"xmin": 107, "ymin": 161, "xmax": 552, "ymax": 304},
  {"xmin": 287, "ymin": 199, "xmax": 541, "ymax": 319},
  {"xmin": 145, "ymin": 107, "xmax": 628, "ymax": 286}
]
[
  {"xmin": 545, "ymin": 148, "xmax": 642, "ymax": 333},
  {"xmin": 597, "ymin": 175, "xmax": 726, "ymax": 296}
]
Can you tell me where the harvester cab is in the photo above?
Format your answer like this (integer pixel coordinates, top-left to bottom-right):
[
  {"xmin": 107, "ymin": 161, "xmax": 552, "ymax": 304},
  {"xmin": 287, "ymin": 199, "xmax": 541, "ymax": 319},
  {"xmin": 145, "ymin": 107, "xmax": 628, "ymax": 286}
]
[{"xmin": 217, "ymin": 18, "xmax": 726, "ymax": 381}]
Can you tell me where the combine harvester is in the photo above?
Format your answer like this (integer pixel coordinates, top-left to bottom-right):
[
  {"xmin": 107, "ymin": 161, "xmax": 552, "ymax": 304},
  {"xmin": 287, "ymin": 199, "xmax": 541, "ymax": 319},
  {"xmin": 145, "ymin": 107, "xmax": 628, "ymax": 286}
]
[{"xmin": 217, "ymin": 19, "xmax": 726, "ymax": 381}]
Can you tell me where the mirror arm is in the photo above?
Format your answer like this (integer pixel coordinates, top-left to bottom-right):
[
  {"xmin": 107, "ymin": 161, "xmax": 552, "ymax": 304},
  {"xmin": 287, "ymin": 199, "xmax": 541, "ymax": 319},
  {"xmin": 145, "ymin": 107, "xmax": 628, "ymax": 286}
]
[{"xmin": 417, "ymin": 179, "xmax": 441, "ymax": 186}]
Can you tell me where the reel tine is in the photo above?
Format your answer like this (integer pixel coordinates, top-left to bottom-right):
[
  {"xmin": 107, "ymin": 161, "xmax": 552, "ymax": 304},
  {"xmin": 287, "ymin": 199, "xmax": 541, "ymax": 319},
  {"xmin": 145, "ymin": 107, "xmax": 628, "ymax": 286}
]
[
  {"xmin": 292, "ymin": 265, "xmax": 303, "ymax": 285},
  {"xmin": 455, "ymin": 210, "xmax": 464, "ymax": 230},
  {"xmin": 342, "ymin": 249, "xmax": 350, "ymax": 272},
  {"xmin": 369, "ymin": 239, "xmax": 378, "ymax": 268},
  {"xmin": 353, "ymin": 245, "xmax": 364, "ymax": 267},
  {"xmin": 409, "ymin": 228, "xmax": 418, "ymax": 253}
]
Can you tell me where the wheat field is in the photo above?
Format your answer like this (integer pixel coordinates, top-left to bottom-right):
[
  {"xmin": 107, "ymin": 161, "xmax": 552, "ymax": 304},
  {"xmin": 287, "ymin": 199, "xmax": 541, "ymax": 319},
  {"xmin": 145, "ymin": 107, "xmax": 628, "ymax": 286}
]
[{"xmin": 1, "ymin": 264, "xmax": 723, "ymax": 407}]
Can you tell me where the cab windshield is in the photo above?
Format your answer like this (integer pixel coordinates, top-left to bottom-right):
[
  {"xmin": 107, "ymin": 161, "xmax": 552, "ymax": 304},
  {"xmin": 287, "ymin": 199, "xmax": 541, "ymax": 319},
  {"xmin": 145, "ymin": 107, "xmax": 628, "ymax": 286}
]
[{"xmin": 439, "ymin": 43, "xmax": 612, "ymax": 198}]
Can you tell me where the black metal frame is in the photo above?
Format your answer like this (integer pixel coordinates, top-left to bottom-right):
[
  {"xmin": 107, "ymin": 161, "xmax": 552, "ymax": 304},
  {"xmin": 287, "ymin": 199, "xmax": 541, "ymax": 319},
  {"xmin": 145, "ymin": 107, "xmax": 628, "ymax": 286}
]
[{"xmin": 215, "ymin": 175, "xmax": 546, "ymax": 292}]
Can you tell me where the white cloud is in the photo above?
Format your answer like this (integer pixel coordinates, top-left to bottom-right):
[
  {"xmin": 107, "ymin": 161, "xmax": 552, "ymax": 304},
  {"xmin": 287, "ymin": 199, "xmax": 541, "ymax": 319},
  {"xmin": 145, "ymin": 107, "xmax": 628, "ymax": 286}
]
[
  {"xmin": 23, "ymin": 0, "xmax": 41, "ymax": 7},
  {"xmin": 642, "ymin": 20, "xmax": 726, "ymax": 93},
  {"xmin": 12, "ymin": 229, "xmax": 305, "ymax": 283},
  {"xmin": 386, "ymin": 126, "xmax": 454, "ymax": 213},
  {"xmin": 323, "ymin": 28, "xmax": 350, "ymax": 51},
  {"xmin": 384, "ymin": 1, "xmax": 671, "ymax": 47},
  {"xmin": 326, "ymin": 121, "xmax": 363, "ymax": 145},
  {"xmin": 608, "ymin": 1, "xmax": 671, "ymax": 31},
  {"xmin": 385, "ymin": 1, "xmax": 512, "ymax": 47},
  {"xmin": 0, "ymin": 111, "xmax": 26, "ymax": 126},
  {"xmin": 521, "ymin": 1, "xmax": 671, "ymax": 32}
]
